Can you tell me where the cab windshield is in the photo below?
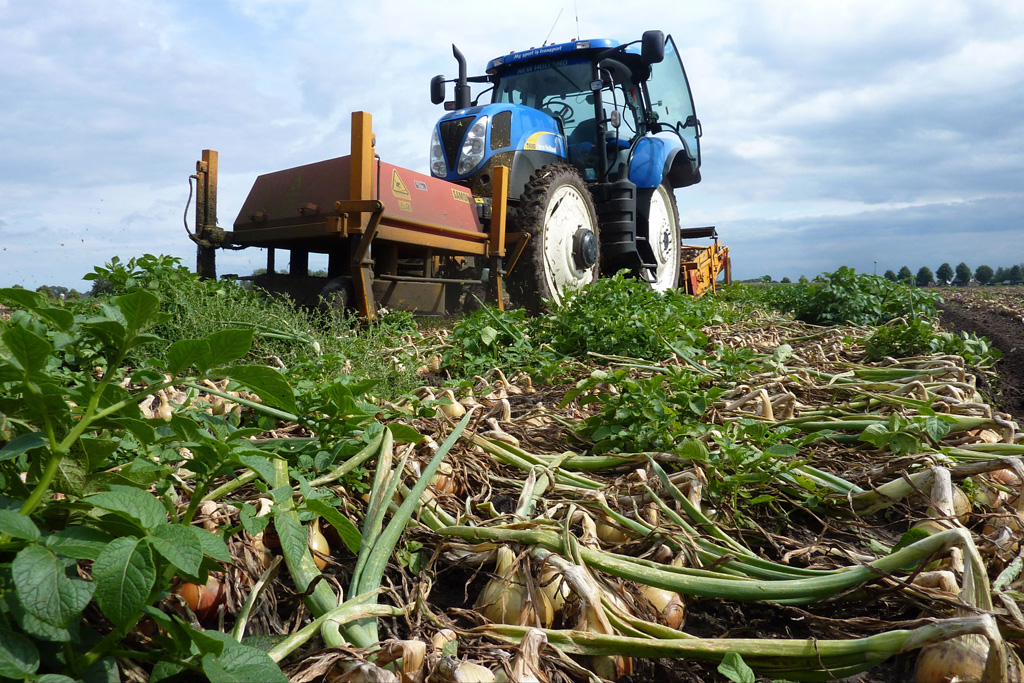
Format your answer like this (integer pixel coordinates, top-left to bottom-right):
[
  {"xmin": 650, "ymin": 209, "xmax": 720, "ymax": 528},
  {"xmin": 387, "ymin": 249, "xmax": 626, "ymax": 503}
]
[
  {"xmin": 494, "ymin": 57, "xmax": 641, "ymax": 144},
  {"xmin": 493, "ymin": 60, "xmax": 594, "ymax": 140}
]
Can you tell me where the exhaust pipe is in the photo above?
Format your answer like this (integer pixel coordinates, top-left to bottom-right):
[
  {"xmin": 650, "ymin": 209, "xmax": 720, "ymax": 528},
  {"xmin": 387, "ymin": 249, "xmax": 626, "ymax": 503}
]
[{"xmin": 453, "ymin": 45, "xmax": 471, "ymax": 110}]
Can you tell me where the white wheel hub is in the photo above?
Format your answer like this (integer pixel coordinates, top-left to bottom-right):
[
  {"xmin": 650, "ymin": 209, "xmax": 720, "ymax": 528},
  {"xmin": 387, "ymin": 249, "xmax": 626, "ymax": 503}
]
[
  {"xmin": 541, "ymin": 184, "xmax": 598, "ymax": 303},
  {"xmin": 648, "ymin": 185, "xmax": 680, "ymax": 292}
]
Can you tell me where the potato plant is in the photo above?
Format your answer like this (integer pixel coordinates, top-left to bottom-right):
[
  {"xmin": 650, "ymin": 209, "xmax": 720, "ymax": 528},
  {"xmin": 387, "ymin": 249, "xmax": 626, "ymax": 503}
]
[{"xmin": 0, "ymin": 287, "xmax": 298, "ymax": 681}]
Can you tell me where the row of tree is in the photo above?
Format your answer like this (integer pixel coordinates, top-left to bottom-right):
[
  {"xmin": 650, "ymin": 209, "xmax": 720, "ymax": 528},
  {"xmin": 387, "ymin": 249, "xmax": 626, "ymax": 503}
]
[{"xmin": 884, "ymin": 262, "xmax": 1024, "ymax": 288}]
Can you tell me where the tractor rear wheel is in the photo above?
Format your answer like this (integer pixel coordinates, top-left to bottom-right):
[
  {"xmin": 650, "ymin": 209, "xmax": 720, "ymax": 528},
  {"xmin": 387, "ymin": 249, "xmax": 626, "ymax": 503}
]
[
  {"xmin": 508, "ymin": 164, "xmax": 600, "ymax": 312},
  {"xmin": 645, "ymin": 183, "xmax": 681, "ymax": 292}
]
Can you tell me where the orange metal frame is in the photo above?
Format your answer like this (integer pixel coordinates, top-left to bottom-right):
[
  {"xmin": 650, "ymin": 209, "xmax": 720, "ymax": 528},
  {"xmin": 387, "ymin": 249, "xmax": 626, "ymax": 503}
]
[
  {"xmin": 681, "ymin": 242, "xmax": 731, "ymax": 297},
  {"xmin": 197, "ymin": 111, "xmax": 513, "ymax": 322}
]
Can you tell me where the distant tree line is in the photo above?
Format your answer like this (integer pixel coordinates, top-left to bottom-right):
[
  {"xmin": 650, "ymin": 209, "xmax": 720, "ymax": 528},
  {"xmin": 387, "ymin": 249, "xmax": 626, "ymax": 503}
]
[
  {"xmin": 882, "ymin": 262, "xmax": 1024, "ymax": 287},
  {"xmin": 4, "ymin": 284, "xmax": 86, "ymax": 300}
]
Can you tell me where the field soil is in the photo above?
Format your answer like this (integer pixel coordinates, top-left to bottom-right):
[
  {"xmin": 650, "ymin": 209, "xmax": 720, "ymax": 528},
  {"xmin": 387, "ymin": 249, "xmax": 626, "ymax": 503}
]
[{"xmin": 937, "ymin": 286, "xmax": 1024, "ymax": 422}]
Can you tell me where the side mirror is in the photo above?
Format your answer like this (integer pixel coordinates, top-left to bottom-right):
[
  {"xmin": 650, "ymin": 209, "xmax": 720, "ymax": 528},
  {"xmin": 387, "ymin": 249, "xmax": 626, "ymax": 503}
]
[
  {"xmin": 641, "ymin": 30, "xmax": 665, "ymax": 65},
  {"xmin": 430, "ymin": 75, "xmax": 446, "ymax": 105}
]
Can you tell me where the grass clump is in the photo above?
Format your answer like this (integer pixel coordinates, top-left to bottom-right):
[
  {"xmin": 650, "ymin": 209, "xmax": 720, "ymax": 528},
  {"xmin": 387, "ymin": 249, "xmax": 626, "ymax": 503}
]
[{"xmin": 80, "ymin": 255, "xmax": 426, "ymax": 401}]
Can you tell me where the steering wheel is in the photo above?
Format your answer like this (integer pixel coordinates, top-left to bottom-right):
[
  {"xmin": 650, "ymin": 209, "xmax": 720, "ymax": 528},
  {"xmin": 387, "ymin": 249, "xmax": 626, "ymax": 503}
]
[{"xmin": 542, "ymin": 99, "xmax": 575, "ymax": 124}]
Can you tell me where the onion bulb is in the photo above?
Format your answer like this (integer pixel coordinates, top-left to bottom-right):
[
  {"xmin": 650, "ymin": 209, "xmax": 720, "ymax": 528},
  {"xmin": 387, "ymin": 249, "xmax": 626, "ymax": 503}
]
[
  {"xmin": 595, "ymin": 513, "xmax": 629, "ymax": 544},
  {"xmin": 951, "ymin": 486, "xmax": 971, "ymax": 524},
  {"xmin": 538, "ymin": 564, "xmax": 570, "ymax": 617},
  {"xmin": 431, "ymin": 628, "xmax": 458, "ymax": 653},
  {"xmin": 640, "ymin": 584, "xmax": 686, "ymax": 629},
  {"xmin": 990, "ymin": 468, "xmax": 1022, "ymax": 488},
  {"xmin": 175, "ymin": 572, "xmax": 226, "ymax": 622},
  {"xmin": 156, "ymin": 390, "xmax": 174, "ymax": 421},
  {"xmin": 309, "ymin": 519, "xmax": 330, "ymax": 570},
  {"xmin": 438, "ymin": 389, "xmax": 466, "ymax": 419},
  {"xmin": 475, "ymin": 546, "xmax": 553, "ymax": 628},
  {"xmin": 436, "ymin": 656, "xmax": 495, "ymax": 683},
  {"xmin": 916, "ymin": 637, "xmax": 1024, "ymax": 683},
  {"xmin": 431, "ymin": 461, "xmax": 458, "ymax": 495}
]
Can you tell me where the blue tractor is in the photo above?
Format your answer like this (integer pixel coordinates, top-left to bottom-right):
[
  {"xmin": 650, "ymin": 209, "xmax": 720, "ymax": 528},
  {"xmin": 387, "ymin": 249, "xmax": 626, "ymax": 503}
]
[{"xmin": 429, "ymin": 30, "xmax": 703, "ymax": 309}]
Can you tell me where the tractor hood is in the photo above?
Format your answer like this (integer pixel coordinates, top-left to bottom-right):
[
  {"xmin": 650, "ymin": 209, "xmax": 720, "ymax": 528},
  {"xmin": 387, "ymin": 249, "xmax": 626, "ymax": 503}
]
[{"xmin": 430, "ymin": 103, "xmax": 566, "ymax": 183}]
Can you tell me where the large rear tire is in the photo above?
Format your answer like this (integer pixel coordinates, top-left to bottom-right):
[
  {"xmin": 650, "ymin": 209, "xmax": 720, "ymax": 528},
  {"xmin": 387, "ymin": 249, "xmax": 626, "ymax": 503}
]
[
  {"xmin": 645, "ymin": 183, "xmax": 681, "ymax": 292},
  {"xmin": 508, "ymin": 165, "xmax": 600, "ymax": 312}
]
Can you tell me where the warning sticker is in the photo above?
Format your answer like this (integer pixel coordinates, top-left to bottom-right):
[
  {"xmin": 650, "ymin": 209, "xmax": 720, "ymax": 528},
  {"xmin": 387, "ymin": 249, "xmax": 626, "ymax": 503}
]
[
  {"xmin": 391, "ymin": 170, "xmax": 411, "ymax": 199},
  {"xmin": 451, "ymin": 189, "xmax": 472, "ymax": 203},
  {"xmin": 398, "ymin": 200, "xmax": 413, "ymax": 212}
]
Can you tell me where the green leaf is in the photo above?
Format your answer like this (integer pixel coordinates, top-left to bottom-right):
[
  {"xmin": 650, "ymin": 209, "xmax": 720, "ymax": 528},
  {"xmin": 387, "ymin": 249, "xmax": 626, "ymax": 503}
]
[
  {"xmin": 772, "ymin": 343, "xmax": 794, "ymax": 363},
  {"xmin": 387, "ymin": 422, "xmax": 423, "ymax": 445},
  {"xmin": 37, "ymin": 306, "xmax": 75, "ymax": 331},
  {"xmin": 54, "ymin": 448, "xmax": 88, "ymax": 497},
  {"xmin": 80, "ymin": 318, "xmax": 127, "ymax": 351},
  {"xmin": 274, "ymin": 508, "xmax": 308, "ymax": 561},
  {"xmin": 305, "ymin": 499, "xmax": 362, "ymax": 555},
  {"xmin": 0, "ymin": 433, "xmax": 48, "ymax": 461},
  {"xmin": 215, "ymin": 365, "xmax": 296, "ymax": 415},
  {"xmin": 6, "ymin": 593, "xmax": 71, "ymax": 642},
  {"xmin": 765, "ymin": 444, "xmax": 800, "ymax": 458},
  {"xmin": 718, "ymin": 651, "xmax": 756, "ymax": 683},
  {"xmin": 166, "ymin": 339, "xmax": 212, "ymax": 376},
  {"xmin": 182, "ymin": 621, "xmax": 229, "ymax": 656},
  {"xmin": 35, "ymin": 675, "xmax": 77, "ymax": 683},
  {"xmin": 11, "ymin": 545, "xmax": 95, "ymax": 629},
  {"xmin": 0, "ymin": 287, "xmax": 46, "ymax": 311},
  {"xmin": 85, "ymin": 486, "xmax": 167, "ymax": 530},
  {"xmin": 924, "ymin": 415, "xmax": 952, "ymax": 442},
  {"xmin": 188, "ymin": 525, "xmax": 232, "ymax": 563},
  {"xmin": 45, "ymin": 527, "xmax": 116, "ymax": 561},
  {"xmin": 149, "ymin": 525, "xmax": 204, "ymax": 576},
  {"xmin": 203, "ymin": 329, "xmax": 255, "ymax": 369},
  {"xmin": 201, "ymin": 644, "xmax": 289, "ymax": 683},
  {"xmin": 92, "ymin": 536, "xmax": 156, "ymax": 625},
  {"xmin": 0, "ymin": 628, "xmax": 40, "ymax": 678},
  {"xmin": 891, "ymin": 432, "xmax": 921, "ymax": 455},
  {"xmin": 239, "ymin": 504, "xmax": 270, "ymax": 537},
  {"xmin": 115, "ymin": 289, "xmax": 161, "ymax": 336},
  {"xmin": 236, "ymin": 454, "xmax": 278, "ymax": 486},
  {"xmin": 858, "ymin": 422, "xmax": 890, "ymax": 448},
  {"xmin": 679, "ymin": 438, "xmax": 711, "ymax": 461},
  {"xmin": 0, "ymin": 509, "xmax": 41, "ymax": 540},
  {"xmin": 479, "ymin": 325, "xmax": 498, "ymax": 346},
  {"xmin": 150, "ymin": 661, "xmax": 186, "ymax": 682},
  {"xmin": 1, "ymin": 325, "xmax": 52, "ymax": 374}
]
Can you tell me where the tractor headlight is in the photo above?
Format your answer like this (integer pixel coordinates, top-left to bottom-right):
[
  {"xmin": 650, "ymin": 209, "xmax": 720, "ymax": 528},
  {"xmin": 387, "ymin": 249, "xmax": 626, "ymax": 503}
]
[
  {"xmin": 457, "ymin": 116, "xmax": 488, "ymax": 175},
  {"xmin": 429, "ymin": 128, "xmax": 448, "ymax": 177}
]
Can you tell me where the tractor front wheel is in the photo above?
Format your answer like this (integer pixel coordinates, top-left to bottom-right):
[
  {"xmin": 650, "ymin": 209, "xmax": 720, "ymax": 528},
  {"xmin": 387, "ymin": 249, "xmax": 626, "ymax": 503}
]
[
  {"xmin": 645, "ymin": 183, "xmax": 681, "ymax": 292},
  {"xmin": 508, "ymin": 164, "xmax": 600, "ymax": 312}
]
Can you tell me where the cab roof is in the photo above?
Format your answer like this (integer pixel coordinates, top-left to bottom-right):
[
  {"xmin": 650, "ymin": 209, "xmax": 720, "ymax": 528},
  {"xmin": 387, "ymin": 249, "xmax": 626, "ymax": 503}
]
[{"xmin": 487, "ymin": 38, "xmax": 641, "ymax": 74}]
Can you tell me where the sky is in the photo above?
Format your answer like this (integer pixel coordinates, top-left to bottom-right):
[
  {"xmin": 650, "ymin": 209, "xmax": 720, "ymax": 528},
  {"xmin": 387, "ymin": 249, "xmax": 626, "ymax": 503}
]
[{"xmin": 1, "ymin": 0, "xmax": 1022, "ymax": 291}]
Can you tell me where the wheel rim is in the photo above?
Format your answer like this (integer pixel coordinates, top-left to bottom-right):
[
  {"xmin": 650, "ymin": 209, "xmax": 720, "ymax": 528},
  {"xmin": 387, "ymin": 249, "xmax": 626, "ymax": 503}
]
[
  {"xmin": 648, "ymin": 185, "xmax": 681, "ymax": 292},
  {"xmin": 541, "ymin": 184, "xmax": 598, "ymax": 303}
]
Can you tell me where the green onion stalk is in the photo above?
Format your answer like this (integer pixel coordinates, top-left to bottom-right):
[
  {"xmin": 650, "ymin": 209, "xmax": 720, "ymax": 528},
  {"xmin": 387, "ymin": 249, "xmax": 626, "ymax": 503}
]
[{"xmin": 438, "ymin": 523, "xmax": 991, "ymax": 608}]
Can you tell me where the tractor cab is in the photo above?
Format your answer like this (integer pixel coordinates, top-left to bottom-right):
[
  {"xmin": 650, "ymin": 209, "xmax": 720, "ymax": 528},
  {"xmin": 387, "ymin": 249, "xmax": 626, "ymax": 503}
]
[
  {"xmin": 486, "ymin": 34, "xmax": 700, "ymax": 189},
  {"xmin": 430, "ymin": 31, "xmax": 703, "ymax": 307}
]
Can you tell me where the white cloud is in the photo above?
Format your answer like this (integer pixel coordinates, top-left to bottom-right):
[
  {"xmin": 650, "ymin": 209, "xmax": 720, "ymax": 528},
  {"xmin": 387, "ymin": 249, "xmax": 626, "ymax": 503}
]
[{"xmin": 0, "ymin": 0, "xmax": 1022, "ymax": 289}]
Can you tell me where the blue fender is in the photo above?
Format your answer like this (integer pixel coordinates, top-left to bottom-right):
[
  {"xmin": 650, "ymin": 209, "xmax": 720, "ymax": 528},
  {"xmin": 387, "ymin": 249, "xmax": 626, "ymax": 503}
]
[{"xmin": 628, "ymin": 136, "xmax": 700, "ymax": 189}]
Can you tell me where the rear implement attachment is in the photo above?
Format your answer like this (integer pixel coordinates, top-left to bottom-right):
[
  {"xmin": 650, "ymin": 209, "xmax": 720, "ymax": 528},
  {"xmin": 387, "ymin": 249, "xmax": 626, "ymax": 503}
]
[
  {"xmin": 678, "ymin": 226, "xmax": 731, "ymax": 296},
  {"xmin": 190, "ymin": 112, "xmax": 523, "ymax": 322}
]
